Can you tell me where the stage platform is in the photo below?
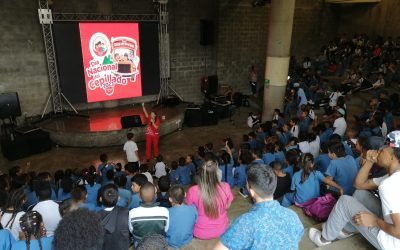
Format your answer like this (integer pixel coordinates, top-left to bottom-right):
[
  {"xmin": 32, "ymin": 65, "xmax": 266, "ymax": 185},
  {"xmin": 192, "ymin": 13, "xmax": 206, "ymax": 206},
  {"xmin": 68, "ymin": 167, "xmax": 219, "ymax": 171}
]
[{"xmin": 39, "ymin": 104, "xmax": 186, "ymax": 147}]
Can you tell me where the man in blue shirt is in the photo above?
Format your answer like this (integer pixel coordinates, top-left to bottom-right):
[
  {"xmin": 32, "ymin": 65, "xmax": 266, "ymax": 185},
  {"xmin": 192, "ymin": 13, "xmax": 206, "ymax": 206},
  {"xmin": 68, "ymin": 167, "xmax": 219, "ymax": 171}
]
[
  {"xmin": 326, "ymin": 142, "xmax": 358, "ymax": 195},
  {"xmin": 215, "ymin": 164, "xmax": 304, "ymax": 250}
]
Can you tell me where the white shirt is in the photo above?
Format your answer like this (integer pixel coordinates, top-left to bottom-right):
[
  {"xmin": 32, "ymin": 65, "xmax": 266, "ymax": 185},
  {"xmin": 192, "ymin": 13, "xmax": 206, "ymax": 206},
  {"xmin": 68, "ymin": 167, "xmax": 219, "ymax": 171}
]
[
  {"xmin": 247, "ymin": 115, "xmax": 259, "ymax": 128},
  {"xmin": 373, "ymin": 172, "xmax": 400, "ymax": 249},
  {"xmin": 290, "ymin": 125, "xmax": 299, "ymax": 138},
  {"xmin": 333, "ymin": 117, "xmax": 347, "ymax": 137},
  {"xmin": 33, "ymin": 200, "xmax": 61, "ymax": 237},
  {"xmin": 309, "ymin": 136, "xmax": 320, "ymax": 158},
  {"xmin": 154, "ymin": 162, "xmax": 167, "ymax": 178},
  {"xmin": 143, "ymin": 172, "xmax": 154, "ymax": 184},
  {"xmin": 123, "ymin": 140, "xmax": 138, "ymax": 162},
  {"xmin": 329, "ymin": 92, "xmax": 340, "ymax": 107},
  {"xmin": 298, "ymin": 141, "xmax": 310, "ymax": 154},
  {"xmin": 0, "ymin": 211, "xmax": 25, "ymax": 240}
]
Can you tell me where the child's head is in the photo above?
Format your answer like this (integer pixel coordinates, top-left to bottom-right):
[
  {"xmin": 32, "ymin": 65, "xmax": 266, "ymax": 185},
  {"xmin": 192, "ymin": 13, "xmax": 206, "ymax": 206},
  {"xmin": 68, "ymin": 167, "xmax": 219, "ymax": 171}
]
[
  {"xmin": 139, "ymin": 182, "xmax": 156, "ymax": 204},
  {"xmin": 178, "ymin": 157, "xmax": 186, "ymax": 167},
  {"xmin": 328, "ymin": 142, "xmax": 346, "ymax": 159},
  {"xmin": 131, "ymin": 174, "xmax": 148, "ymax": 193},
  {"xmin": 100, "ymin": 153, "xmax": 108, "ymax": 163},
  {"xmin": 158, "ymin": 176, "xmax": 170, "ymax": 193},
  {"xmin": 19, "ymin": 211, "xmax": 44, "ymax": 241},
  {"xmin": 106, "ymin": 169, "xmax": 114, "ymax": 181},
  {"xmin": 170, "ymin": 161, "xmax": 178, "ymax": 170},
  {"xmin": 115, "ymin": 163, "xmax": 122, "ymax": 172},
  {"xmin": 271, "ymin": 161, "xmax": 282, "ymax": 171},
  {"xmin": 156, "ymin": 154, "xmax": 163, "ymax": 163},
  {"xmin": 248, "ymin": 131, "xmax": 256, "ymax": 139},
  {"xmin": 186, "ymin": 155, "xmax": 194, "ymax": 164},
  {"xmin": 101, "ymin": 184, "xmax": 119, "ymax": 208},
  {"xmin": 71, "ymin": 186, "xmax": 87, "ymax": 203},
  {"xmin": 127, "ymin": 133, "xmax": 134, "ymax": 140},
  {"xmin": 114, "ymin": 175, "xmax": 127, "ymax": 188},
  {"xmin": 140, "ymin": 164, "xmax": 149, "ymax": 173},
  {"xmin": 290, "ymin": 118, "xmax": 299, "ymax": 126},
  {"xmin": 125, "ymin": 163, "xmax": 139, "ymax": 175},
  {"xmin": 274, "ymin": 108, "xmax": 280, "ymax": 115},
  {"xmin": 168, "ymin": 185, "xmax": 185, "ymax": 205}
]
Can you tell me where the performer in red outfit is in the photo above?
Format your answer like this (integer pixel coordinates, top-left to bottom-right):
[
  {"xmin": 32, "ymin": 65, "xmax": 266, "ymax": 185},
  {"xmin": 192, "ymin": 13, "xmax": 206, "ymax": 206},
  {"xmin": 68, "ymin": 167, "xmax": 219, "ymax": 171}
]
[{"xmin": 142, "ymin": 103, "xmax": 161, "ymax": 161}]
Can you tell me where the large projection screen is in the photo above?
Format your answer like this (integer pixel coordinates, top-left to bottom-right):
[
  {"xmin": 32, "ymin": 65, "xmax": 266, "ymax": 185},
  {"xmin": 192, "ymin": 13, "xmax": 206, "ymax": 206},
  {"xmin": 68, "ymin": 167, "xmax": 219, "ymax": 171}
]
[{"xmin": 53, "ymin": 22, "xmax": 160, "ymax": 104}]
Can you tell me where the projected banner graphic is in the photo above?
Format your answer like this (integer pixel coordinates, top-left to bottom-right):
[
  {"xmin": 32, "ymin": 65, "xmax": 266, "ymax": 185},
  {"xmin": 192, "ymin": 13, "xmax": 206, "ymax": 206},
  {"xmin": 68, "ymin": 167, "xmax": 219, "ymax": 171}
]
[{"xmin": 79, "ymin": 23, "xmax": 142, "ymax": 103}]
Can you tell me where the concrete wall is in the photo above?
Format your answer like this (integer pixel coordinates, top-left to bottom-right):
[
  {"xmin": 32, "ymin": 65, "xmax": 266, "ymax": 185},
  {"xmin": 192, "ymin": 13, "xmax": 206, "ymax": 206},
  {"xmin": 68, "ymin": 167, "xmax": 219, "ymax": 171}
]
[{"xmin": 335, "ymin": 0, "xmax": 400, "ymax": 37}]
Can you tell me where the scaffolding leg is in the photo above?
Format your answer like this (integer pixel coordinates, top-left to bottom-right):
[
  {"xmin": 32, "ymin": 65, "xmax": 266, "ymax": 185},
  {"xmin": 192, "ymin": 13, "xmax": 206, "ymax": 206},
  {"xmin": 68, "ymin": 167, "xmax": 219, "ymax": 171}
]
[
  {"xmin": 41, "ymin": 94, "xmax": 52, "ymax": 118},
  {"xmin": 61, "ymin": 93, "xmax": 78, "ymax": 114}
]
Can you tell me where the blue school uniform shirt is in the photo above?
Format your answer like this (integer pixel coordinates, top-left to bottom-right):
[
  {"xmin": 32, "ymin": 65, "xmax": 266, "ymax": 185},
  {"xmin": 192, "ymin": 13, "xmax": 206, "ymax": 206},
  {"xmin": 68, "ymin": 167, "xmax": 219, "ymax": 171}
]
[
  {"xmin": 125, "ymin": 175, "xmax": 133, "ymax": 191},
  {"xmin": 273, "ymin": 151, "xmax": 286, "ymax": 165},
  {"xmin": 283, "ymin": 165, "xmax": 294, "ymax": 178},
  {"xmin": 252, "ymin": 159, "xmax": 264, "ymax": 165},
  {"xmin": 85, "ymin": 183, "xmax": 101, "ymax": 205},
  {"xmin": 292, "ymin": 170, "xmax": 325, "ymax": 204},
  {"xmin": 78, "ymin": 202, "xmax": 98, "ymax": 211},
  {"xmin": 177, "ymin": 165, "xmax": 192, "ymax": 185},
  {"xmin": 248, "ymin": 139, "xmax": 257, "ymax": 150},
  {"xmin": 299, "ymin": 117, "xmax": 311, "ymax": 134},
  {"xmin": 25, "ymin": 188, "xmax": 57, "ymax": 206},
  {"xmin": 128, "ymin": 193, "xmax": 141, "ymax": 209},
  {"xmin": 167, "ymin": 205, "xmax": 198, "ymax": 248},
  {"xmin": 169, "ymin": 170, "xmax": 179, "ymax": 184},
  {"xmin": 0, "ymin": 229, "xmax": 15, "ymax": 250},
  {"xmin": 220, "ymin": 200, "xmax": 304, "ymax": 250},
  {"xmin": 325, "ymin": 155, "xmax": 358, "ymax": 195},
  {"xmin": 98, "ymin": 163, "xmax": 115, "ymax": 185},
  {"xmin": 12, "ymin": 236, "xmax": 53, "ymax": 250},
  {"xmin": 234, "ymin": 164, "xmax": 247, "ymax": 188},
  {"xmin": 319, "ymin": 128, "xmax": 333, "ymax": 145},
  {"xmin": 117, "ymin": 188, "xmax": 132, "ymax": 207},
  {"xmin": 187, "ymin": 163, "xmax": 196, "ymax": 176},
  {"xmin": 262, "ymin": 153, "xmax": 275, "ymax": 166},
  {"xmin": 315, "ymin": 154, "xmax": 331, "ymax": 173},
  {"xmin": 219, "ymin": 158, "xmax": 234, "ymax": 187},
  {"xmin": 278, "ymin": 131, "xmax": 292, "ymax": 146},
  {"xmin": 57, "ymin": 188, "xmax": 72, "ymax": 201}
]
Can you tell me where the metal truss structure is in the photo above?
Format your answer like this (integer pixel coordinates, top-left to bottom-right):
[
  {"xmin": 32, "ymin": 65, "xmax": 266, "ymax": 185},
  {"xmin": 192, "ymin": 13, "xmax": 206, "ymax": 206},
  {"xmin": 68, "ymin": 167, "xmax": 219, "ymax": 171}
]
[{"xmin": 38, "ymin": 0, "xmax": 171, "ymax": 115}]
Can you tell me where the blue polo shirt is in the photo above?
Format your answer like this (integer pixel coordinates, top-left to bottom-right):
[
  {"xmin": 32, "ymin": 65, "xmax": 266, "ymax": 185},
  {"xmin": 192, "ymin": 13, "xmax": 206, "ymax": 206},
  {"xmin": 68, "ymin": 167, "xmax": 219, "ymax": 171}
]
[
  {"xmin": 220, "ymin": 200, "xmax": 303, "ymax": 250},
  {"xmin": 12, "ymin": 236, "xmax": 53, "ymax": 250},
  {"xmin": 319, "ymin": 128, "xmax": 333, "ymax": 144},
  {"xmin": 291, "ymin": 170, "xmax": 325, "ymax": 204},
  {"xmin": 128, "ymin": 193, "xmax": 142, "ymax": 209},
  {"xmin": 169, "ymin": 170, "xmax": 179, "ymax": 184},
  {"xmin": 234, "ymin": 164, "xmax": 247, "ymax": 188},
  {"xmin": 219, "ymin": 158, "xmax": 234, "ymax": 187},
  {"xmin": 0, "ymin": 229, "xmax": 14, "ymax": 250},
  {"xmin": 85, "ymin": 183, "xmax": 101, "ymax": 205},
  {"xmin": 262, "ymin": 153, "xmax": 275, "ymax": 166},
  {"xmin": 167, "ymin": 205, "xmax": 198, "ymax": 248},
  {"xmin": 117, "ymin": 188, "xmax": 132, "ymax": 207},
  {"xmin": 315, "ymin": 154, "xmax": 331, "ymax": 173},
  {"xmin": 325, "ymin": 155, "xmax": 358, "ymax": 195},
  {"xmin": 177, "ymin": 165, "xmax": 192, "ymax": 185}
]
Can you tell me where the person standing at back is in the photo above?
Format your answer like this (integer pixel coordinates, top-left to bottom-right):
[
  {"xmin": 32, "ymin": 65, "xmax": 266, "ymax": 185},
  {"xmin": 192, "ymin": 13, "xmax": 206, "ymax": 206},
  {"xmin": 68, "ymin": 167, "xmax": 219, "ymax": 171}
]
[{"xmin": 124, "ymin": 133, "xmax": 140, "ymax": 165}]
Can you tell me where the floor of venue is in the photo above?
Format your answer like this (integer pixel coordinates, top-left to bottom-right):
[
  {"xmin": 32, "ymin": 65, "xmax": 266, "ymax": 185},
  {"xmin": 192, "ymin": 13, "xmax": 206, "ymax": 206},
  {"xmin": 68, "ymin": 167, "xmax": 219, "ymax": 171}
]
[{"xmin": 2, "ymin": 88, "xmax": 397, "ymax": 250}]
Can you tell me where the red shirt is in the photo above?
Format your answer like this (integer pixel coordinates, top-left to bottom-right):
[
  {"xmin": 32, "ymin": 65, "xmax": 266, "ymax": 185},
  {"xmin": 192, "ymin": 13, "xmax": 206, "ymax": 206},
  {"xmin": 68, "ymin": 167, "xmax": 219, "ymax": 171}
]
[{"xmin": 146, "ymin": 117, "xmax": 160, "ymax": 136}]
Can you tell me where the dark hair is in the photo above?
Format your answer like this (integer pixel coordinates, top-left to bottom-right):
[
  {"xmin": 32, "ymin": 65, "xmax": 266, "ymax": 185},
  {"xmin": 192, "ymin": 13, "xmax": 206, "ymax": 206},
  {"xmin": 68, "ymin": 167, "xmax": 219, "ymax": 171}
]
[
  {"xmin": 136, "ymin": 234, "xmax": 168, "ymax": 250},
  {"xmin": 239, "ymin": 150, "xmax": 253, "ymax": 165},
  {"xmin": 100, "ymin": 153, "xmax": 108, "ymax": 163},
  {"xmin": 53, "ymin": 209, "xmax": 104, "ymax": 250},
  {"xmin": 125, "ymin": 163, "xmax": 139, "ymax": 174},
  {"xmin": 271, "ymin": 161, "xmax": 282, "ymax": 170},
  {"xmin": 34, "ymin": 181, "xmax": 52, "ymax": 201},
  {"xmin": 247, "ymin": 164, "xmax": 277, "ymax": 198},
  {"xmin": 54, "ymin": 170, "xmax": 65, "ymax": 184},
  {"xmin": 170, "ymin": 161, "xmax": 178, "ymax": 170},
  {"xmin": 156, "ymin": 154, "xmax": 163, "ymax": 162},
  {"xmin": 178, "ymin": 157, "xmax": 186, "ymax": 166},
  {"xmin": 140, "ymin": 182, "xmax": 156, "ymax": 203},
  {"xmin": 300, "ymin": 153, "xmax": 315, "ymax": 183},
  {"xmin": 320, "ymin": 142, "xmax": 329, "ymax": 154},
  {"xmin": 71, "ymin": 186, "xmax": 87, "ymax": 202},
  {"xmin": 168, "ymin": 185, "xmax": 185, "ymax": 204},
  {"xmin": 60, "ymin": 176, "xmax": 74, "ymax": 194},
  {"xmin": 328, "ymin": 142, "xmax": 346, "ymax": 157},
  {"xmin": 286, "ymin": 149, "xmax": 301, "ymax": 172},
  {"xmin": 10, "ymin": 175, "xmax": 27, "ymax": 190},
  {"xmin": 132, "ymin": 174, "xmax": 148, "ymax": 187},
  {"xmin": 19, "ymin": 211, "xmax": 43, "ymax": 250},
  {"xmin": 2, "ymin": 188, "xmax": 25, "ymax": 230},
  {"xmin": 59, "ymin": 198, "xmax": 77, "ymax": 217},
  {"xmin": 140, "ymin": 164, "xmax": 149, "ymax": 173},
  {"xmin": 265, "ymin": 143, "xmax": 275, "ymax": 154},
  {"xmin": 329, "ymin": 133, "xmax": 342, "ymax": 144},
  {"xmin": 9, "ymin": 166, "xmax": 21, "ymax": 178},
  {"xmin": 84, "ymin": 172, "xmax": 97, "ymax": 187},
  {"xmin": 101, "ymin": 184, "xmax": 119, "ymax": 207},
  {"xmin": 158, "ymin": 176, "xmax": 170, "ymax": 192},
  {"xmin": 105, "ymin": 169, "xmax": 114, "ymax": 181},
  {"xmin": 115, "ymin": 163, "xmax": 122, "ymax": 172},
  {"xmin": 114, "ymin": 175, "xmax": 127, "ymax": 188},
  {"xmin": 220, "ymin": 151, "xmax": 231, "ymax": 165},
  {"xmin": 127, "ymin": 133, "xmax": 134, "ymax": 140},
  {"xmin": 251, "ymin": 148, "xmax": 263, "ymax": 158}
]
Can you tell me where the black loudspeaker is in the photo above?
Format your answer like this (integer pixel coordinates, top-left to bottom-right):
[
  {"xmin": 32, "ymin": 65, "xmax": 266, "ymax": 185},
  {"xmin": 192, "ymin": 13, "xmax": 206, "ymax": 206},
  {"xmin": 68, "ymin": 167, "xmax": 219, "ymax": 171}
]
[
  {"xmin": 207, "ymin": 75, "xmax": 218, "ymax": 96},
  {"xmin": 185, "ymin": 108, "xmax": 203, "ymax": 127},
  {"xmin": 1, "ymin": 134, "xmax": 31, "ymax": 161},
  {"xmin": 0, "ymin": 92, "xmax": 22, "ymax": 118},
  {"xmin": 121, "ymin": 115, "xmax": 143, "ymax": 128},
  {"xmin": 201, "ymin": 103, "xmax": 218, "ymax": 126},
  {"xmin": 200, "ymin": 20, "xmax": 214, "ymax": 46},
  {"xmin": 23, "ymin": 130, "xmax": 52, "ymax": 154}
]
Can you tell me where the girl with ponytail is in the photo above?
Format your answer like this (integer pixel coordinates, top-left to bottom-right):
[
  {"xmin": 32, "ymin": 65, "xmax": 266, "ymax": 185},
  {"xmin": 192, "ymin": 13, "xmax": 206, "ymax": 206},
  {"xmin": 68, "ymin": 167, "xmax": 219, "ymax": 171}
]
[
  {"xmin": 186, "ymin": 160, "xmax": 234, "ymax": 240},
  {"xmin": 282, "ymin": 153, "xmax": 343, "ymax": 207},
  {"xmin": 1, "ymin": 188, "xmax": 26, "ymax": 240},
  {"xmin": 12, "ymin": 211, "xmax": 53, "ymax": 250}
]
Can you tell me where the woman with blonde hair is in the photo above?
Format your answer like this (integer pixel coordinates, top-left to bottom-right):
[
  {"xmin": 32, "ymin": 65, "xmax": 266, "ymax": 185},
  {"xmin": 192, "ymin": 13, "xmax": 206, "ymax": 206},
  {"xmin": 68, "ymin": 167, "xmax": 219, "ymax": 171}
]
[{"xmin": 186, "ymin": 160, "xmax": 233, "ymax": 239}]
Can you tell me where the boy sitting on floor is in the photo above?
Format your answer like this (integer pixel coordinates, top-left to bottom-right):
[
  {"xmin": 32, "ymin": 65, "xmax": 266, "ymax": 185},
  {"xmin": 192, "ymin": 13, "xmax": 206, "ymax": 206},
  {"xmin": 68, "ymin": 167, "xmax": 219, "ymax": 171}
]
[
  {"xmin": 167, "ymin": 185, "xmax": 198, "ymax": 249},
  {"xmin": 129, "ymin": 182, "xmax": 169, "ymax": 244}
]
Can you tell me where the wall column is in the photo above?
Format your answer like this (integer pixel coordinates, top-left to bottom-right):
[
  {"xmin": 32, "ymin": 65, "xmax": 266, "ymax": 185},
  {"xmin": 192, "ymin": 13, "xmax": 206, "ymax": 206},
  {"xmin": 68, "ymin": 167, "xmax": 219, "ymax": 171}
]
[{"xmin": 262, "ymin": 0, "xmax": 295, "ymax": 121}]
